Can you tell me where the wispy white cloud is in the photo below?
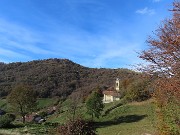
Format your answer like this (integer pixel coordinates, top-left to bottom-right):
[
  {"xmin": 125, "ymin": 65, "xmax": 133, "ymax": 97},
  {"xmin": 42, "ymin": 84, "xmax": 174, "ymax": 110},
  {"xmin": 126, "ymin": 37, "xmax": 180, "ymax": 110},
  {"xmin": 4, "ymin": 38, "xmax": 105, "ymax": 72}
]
[
  {"xmin": 0, "ymin": 0, "xmax": 158, "ymax": 68},
  {"xmin": 136, "ymin": 7, "xmax": 155, "ymax": 15},
  {"xmin": 0, "ymin": 37, "xmax": 55, "ymax": 55},
  {"xmin": 80, "ymin": 37, "xmax": 144, "ymax": 68},
  {"xmin": 0, "ymin": 14, "xmax": 145, "ymax": 68},
  {"xmin": 0, "ymin": 48, "xmax": 30, "ymax": 59},
  {"xmin": 0, "ymin": 18, "xmax": 58, "ymax": 62}
]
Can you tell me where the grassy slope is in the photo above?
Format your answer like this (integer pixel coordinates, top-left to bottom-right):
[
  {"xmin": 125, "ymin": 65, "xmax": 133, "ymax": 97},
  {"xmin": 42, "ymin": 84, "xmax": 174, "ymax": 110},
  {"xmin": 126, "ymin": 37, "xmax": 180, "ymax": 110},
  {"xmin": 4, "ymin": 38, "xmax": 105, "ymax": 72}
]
[
  {"xmin": 48, "ymin": 99, "xmax": 157, "ymax": 135},
  {"xmin": 0, "ymin": 98, "xmax": 59, "ymax": 111},
  {"xmin": 97, "ymin": 100, "xmax": 157, "ymax": 135},
  {"xmin": 0, "ymin": 98, "xmax": 12, "ymax": 112},
  {"xmin": 0, "ymin": 98, "xmax": 6, "ymax": 108},
  {"xmin": 36, "ymin": 98, "xmax": 59, "ymax": 110},
  {"xmin": 0, "ymin": 98, "xmax": 157, "ymax": 135}
]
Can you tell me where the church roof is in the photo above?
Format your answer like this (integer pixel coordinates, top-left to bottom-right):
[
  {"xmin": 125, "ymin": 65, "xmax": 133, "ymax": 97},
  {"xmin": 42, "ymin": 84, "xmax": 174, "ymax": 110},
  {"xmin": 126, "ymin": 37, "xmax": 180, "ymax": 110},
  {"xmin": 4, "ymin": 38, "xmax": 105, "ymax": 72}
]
[{"xmin": 103, "ymin": 89, "xmax": 120, "ymax": 97}]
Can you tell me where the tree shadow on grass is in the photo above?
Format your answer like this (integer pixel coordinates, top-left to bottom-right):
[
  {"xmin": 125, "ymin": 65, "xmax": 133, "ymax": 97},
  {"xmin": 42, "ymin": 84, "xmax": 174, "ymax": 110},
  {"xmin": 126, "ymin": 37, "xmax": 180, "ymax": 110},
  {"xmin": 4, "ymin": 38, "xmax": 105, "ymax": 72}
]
[
  {"xmin": 95, "ymin": 114, "xmax": 147, "ymax": 128},
  {"xmin": 1, "ymin": 124, "xmax": 25, "ymax": 129}
]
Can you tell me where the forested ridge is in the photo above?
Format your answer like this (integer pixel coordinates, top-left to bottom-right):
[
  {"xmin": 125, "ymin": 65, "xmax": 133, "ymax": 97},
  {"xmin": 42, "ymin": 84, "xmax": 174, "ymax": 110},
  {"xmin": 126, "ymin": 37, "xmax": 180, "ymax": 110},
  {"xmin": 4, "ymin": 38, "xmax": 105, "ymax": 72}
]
[{"xmin": 0, "ymin": 58, "xmax": 139, "ymax": 98}]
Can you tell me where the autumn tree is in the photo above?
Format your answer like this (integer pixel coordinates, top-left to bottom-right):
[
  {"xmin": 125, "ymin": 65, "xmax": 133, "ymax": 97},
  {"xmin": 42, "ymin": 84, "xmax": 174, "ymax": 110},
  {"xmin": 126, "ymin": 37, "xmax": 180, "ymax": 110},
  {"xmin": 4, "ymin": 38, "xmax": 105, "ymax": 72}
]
[
  {"xmin": 67, "ymin": 91, "xmax": 82, "ymax": 121},
  {"xmin": 139, "ymin": 2, "xmax": 180, "ymax": 134},
  {"xmin": 7, "ymin": 84, "xmax": 37, "ymax": 123},
  {"xmin": 86, "ymin": 88, "xmax": 104, "ymax": 120}
]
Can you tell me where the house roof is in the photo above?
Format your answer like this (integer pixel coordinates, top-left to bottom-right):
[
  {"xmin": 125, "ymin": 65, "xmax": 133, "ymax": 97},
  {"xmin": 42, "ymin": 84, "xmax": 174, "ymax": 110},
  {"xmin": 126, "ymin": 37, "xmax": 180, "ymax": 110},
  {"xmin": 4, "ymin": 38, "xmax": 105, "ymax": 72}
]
[{"xmin": 103, "ymin": 90, "xmax": 120, "ymax": 97}]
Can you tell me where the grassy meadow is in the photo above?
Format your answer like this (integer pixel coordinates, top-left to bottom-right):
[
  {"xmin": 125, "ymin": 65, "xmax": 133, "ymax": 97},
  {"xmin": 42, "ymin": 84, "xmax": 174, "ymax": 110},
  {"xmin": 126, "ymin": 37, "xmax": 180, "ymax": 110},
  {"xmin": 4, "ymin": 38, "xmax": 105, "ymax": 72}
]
[
  {"xmin": 96, "ymin": 100, "xmax": 157, "ymax": 135},
  {"xmin": 0, "ymin": 98, "xmax": 157, "ymax": 135},
  {"xmin": 47, "ymin": 99, "xmax": 157, "ymax": 135}
]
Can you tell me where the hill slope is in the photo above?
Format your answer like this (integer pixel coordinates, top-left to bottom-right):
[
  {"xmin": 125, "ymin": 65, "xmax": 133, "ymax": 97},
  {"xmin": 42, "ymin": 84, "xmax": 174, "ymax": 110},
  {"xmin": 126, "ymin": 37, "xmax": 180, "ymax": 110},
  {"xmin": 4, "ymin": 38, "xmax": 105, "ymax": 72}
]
[
  {"xmin": 97, "ymin": 100, "xmax": 157, "ymax": 135},
  {"xmin": 0, "ymin": 59, "xmax": 139, "ymax": 98},
  {"xmin": 47, "ymin": 99, "xmax": 157, "ymax": 135}
]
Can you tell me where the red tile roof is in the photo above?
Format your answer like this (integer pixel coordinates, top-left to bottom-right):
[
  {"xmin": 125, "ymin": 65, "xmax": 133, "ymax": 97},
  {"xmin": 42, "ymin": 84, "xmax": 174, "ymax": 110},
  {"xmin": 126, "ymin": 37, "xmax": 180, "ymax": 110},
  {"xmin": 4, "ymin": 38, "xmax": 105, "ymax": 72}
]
[{"xmin": 103, "ymin": 90, "xmax": 120, "ymax": 97}]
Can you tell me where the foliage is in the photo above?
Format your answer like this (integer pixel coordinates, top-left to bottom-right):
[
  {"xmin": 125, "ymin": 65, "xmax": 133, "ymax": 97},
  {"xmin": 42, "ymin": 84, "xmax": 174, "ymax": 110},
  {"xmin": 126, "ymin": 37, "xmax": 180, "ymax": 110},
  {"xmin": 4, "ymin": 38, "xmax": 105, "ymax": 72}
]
[
  {"xmin": 67, "ymin": 91, "xmax": 83, "ymax": 121},
  {"xmin": 155, "ymin": 79, "xmax": 180, "ymax": 135},
  {"xmin": 39, "ymin": 111, "xmax": 48, "ymax": 117},
  {"xmin": 57, "ymin": 118, "xmax": 97, "ymax": 135},
  {"xmin": 7, "ymin": 84, "xmax": 37, "ymax": 123},
  {"xmin": 86, "ymin": 88, "xmax": 104, "ymax": 120},
  {"xmin": 139, "ymin": 2, "xmax": 180, "ymax": 135},
  {"xmin": 0, "ymin": 114, "xmax": 15, "ymax": 128},
  {"xmin": 118, "ymin": 75, "xmax": 153, "ymax": 102},
  {"xmin": 0, "ymin": 58, "xmax": 140, "ymax": 98},
  {"xmin": 125, "ymin": 78, "xmax": 152, "ymax": 102},
  {"xmin": 0, "ymin": 98, "xmax": 7, "ymax": 110}
]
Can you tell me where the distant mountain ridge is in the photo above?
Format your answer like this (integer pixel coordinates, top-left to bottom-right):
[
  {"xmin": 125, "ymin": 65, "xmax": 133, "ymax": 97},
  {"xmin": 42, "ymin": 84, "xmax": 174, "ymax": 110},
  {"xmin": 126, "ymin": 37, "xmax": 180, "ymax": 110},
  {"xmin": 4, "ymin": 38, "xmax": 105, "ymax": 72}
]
[{"xmin": 0, "ymin": 58, "xmax": 138, "ymax": 98}]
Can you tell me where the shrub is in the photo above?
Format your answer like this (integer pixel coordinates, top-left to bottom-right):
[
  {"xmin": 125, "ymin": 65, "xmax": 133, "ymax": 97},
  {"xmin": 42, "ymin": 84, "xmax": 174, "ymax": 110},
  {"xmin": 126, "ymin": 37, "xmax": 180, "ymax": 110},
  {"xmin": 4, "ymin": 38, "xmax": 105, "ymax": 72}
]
[
  {"xmin": 138, "ymin": 2, "xmax": 180, "ymax": 134},
  {"xmin": 57, "ymin": 118, "xmax": 96, "ymax": 135},
  {"xmin": 39, "ymin": 111, "xmax": 48, "ymax": 117},
  {"xmin": 0, "ymin": 114, "xmax": 16, "ymax": 128},
  {"xmin": 44, "ymin": 122, "xmax": 59, "ymax": 127},
  {"xmin": 125, "ymin": 79, "xmax": 151, "ymax": 102},
  {"xmin": 155, "ymin": 84, "xmax": 180, "ymax": 135}
]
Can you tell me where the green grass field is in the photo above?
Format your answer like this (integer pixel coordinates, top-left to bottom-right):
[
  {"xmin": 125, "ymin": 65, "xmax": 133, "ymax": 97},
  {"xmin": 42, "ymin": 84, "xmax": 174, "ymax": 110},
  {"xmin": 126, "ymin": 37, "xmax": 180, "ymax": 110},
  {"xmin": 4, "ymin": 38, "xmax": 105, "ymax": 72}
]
[
  {"xmin": 48, "ymin": 99, "xmax": 157, "ymax": 135},
  {"xmin": 0, "ymin": 98, "xmax": 59, "ymax": 111},
  {"xmin": 96, "ymin": 100, "xmax": 157, "ymax": 135},
  {"xmin": 36, "ymin": 98, "xmax": 59, "ymax": 110},
  {"xmin": 0, "ymin": 98, "xmax": 157, "ymax": 135}
]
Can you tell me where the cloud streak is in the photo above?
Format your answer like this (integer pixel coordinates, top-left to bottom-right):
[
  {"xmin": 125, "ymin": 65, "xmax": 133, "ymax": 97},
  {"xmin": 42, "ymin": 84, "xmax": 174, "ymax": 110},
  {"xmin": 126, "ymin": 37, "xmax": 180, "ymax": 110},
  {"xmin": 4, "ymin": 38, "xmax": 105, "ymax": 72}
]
[
  {"xmin": 0, "ymin": 0, "xmax": 172, "ymax": 68},
  {"xmin": 136, "ymin": 7, "xmax": 155, "ymax": 15},
  {"xmin": 0, "ymin": 15, "xmax": 149, "ymax": 68},
  {"xmin": 0, "ymin": 18, "xmax": 58, "ymax": 62},
  {"xmin": 0, "ymin": 48, "xmax": 30, "ymax": 60}
]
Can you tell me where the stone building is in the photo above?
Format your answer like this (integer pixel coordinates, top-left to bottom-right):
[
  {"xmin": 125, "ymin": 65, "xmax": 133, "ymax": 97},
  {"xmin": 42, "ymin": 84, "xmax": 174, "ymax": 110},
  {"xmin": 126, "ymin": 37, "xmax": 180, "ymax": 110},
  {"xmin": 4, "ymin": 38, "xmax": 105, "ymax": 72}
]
[{"xmin": 103, "ymin": 78, "xmax": 121, "ymax": 103}]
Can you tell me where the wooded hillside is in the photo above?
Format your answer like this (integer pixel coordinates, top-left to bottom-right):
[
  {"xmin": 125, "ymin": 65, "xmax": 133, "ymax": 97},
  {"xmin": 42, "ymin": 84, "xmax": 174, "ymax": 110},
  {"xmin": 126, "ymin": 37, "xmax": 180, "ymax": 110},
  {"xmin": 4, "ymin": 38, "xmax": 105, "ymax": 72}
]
[{"xmin": 0, "ymin": 59, "xmax": 139, "ymax": 98}]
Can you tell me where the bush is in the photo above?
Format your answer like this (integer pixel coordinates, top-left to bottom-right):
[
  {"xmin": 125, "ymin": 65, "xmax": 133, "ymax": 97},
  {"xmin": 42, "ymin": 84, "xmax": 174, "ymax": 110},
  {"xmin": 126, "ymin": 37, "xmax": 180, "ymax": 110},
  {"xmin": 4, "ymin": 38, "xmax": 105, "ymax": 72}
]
[
  {"xmin": 39, "ymin": 111, "xmax": 48, "ymax": 117},
  {"xmin": 152, "ymin": 77, "xmax": 180, "ymax": 135},
  {"xmin": 0, "ymin": 114, "xmax": 16, "ymax": 128},
  {"xmin": 44, "ymin": 122, "xmax": 59, "ymax": 127},
  {"xmin": 57, "ymin": 118, "xmax": 96, "ymax": 135},
  {"xmin": 125, "ymin": 79, "xmax": 151, "ymax": 102}
]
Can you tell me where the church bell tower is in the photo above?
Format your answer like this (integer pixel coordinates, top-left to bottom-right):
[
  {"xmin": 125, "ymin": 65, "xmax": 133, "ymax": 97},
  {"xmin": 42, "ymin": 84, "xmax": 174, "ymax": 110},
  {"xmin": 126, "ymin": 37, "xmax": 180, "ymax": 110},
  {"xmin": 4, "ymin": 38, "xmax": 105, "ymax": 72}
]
[{"xmin": 115, "ymin": 78, "xmax": 120, "ymax": 92}]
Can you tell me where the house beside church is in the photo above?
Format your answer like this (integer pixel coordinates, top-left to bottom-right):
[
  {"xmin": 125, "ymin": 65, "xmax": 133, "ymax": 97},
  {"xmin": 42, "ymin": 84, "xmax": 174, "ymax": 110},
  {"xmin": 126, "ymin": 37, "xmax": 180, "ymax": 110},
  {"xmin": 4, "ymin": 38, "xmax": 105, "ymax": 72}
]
[{"xmin": 103, "ymin": 78, "xmax": 121, "ymax": 103}]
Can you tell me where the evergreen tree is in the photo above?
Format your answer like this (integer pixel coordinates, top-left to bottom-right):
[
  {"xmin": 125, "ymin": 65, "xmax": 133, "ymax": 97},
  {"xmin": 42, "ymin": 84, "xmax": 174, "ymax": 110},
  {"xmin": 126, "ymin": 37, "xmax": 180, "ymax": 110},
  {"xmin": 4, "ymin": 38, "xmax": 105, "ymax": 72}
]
[{"xmin": 86, "ymin": 88, "xmax": 104, "ymax": 120}]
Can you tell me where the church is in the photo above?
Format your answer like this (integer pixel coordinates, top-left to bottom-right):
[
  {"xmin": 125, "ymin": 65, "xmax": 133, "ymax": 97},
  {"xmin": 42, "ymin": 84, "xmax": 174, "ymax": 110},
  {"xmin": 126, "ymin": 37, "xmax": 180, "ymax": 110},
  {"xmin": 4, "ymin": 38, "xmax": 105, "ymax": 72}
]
[{"xmin": 103, "ymin": 78, "xmax": 121, "ymax": 103}]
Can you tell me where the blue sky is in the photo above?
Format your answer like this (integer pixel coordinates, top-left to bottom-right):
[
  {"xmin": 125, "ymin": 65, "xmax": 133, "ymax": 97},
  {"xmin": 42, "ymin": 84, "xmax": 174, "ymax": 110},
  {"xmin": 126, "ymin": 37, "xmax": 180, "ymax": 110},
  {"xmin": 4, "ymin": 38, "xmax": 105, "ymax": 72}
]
[{"xmin": 0, "ymin": 0, "xmax": 174, "ymax": 68}]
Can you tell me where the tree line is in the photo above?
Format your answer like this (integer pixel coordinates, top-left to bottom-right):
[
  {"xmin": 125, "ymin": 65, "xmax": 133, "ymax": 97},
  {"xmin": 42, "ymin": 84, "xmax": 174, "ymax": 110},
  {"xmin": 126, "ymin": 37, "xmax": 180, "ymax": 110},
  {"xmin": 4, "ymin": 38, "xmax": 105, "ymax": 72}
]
[{"xmin": 139, "ymin": 2, "xmax": 180, "ymax": 134}]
